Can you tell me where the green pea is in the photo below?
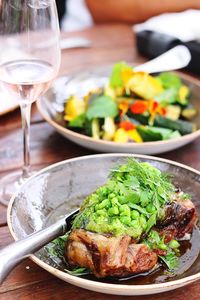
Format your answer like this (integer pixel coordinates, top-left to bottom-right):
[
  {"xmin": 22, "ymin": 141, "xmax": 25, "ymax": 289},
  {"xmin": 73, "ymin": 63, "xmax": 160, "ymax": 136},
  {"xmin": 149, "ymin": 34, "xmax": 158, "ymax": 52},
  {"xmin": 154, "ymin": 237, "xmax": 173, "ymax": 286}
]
[
  {"xmin": 96, "ymin": 209, "xmax": 107, "ymax": 216},
  {"xmin": 108, "ymin": 206, "xmax": 119, "ymax": 216},
  {"xmin": 131, "ymin": 210, "xmax": 140, "ymax": 219},
  {"xmin": 108, "ymin": 193, "xmax": 116, "ymax": 199},
  {"xmin": 119, "ymin": 204, "xmax": 131, "ymax": 217},
  {"xmin": 120, "ymin": 216, "xmax": 131, "ymax": 225},
  {"xmin": 146, "ymin": 203, "xmax": 156, "ymax": 213},
  {"xmin": 98, "ymin": 199, "xmax": 110, "ymax": 209},
  {"xmin": 113, "ymin": 205, "xmax": 119, "ymax": 215},
  {"xmin": 169, "ymin": 240, "xmax": 180, "ymax": 249},
  {"xmin": 111, "ymin": 197, "xmax": 119, "ymax": 206},
  {"xmin": 130, "ymin": 219, "xmax": 140, "ymax": 229}
]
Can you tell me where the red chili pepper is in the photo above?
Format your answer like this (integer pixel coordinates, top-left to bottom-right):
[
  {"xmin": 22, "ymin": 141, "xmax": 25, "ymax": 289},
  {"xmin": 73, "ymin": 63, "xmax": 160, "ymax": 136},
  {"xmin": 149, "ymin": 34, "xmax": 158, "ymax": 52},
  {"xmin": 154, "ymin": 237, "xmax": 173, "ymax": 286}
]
[
  {"xmin": 130, "ymin": 100, "xmax": 148, "ymax": 114},
  {"xmin": 160, "ymin": 107, "xmax": 167, "ymax": 116},
  {"xmin": 119, "ymin": 121, "xmax": 136, "ymax": 131},
  {"xmin": 152, "ymin": 101, "xmax": 159, "ymax": 111}
]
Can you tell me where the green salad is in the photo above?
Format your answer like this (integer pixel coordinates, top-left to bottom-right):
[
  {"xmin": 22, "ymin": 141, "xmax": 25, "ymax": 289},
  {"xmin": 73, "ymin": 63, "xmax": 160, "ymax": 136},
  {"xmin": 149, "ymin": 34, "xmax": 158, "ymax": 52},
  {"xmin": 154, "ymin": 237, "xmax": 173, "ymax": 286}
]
[{"xmin": 61, "ymin": 62, "xmax": 197, "ymax": 143}]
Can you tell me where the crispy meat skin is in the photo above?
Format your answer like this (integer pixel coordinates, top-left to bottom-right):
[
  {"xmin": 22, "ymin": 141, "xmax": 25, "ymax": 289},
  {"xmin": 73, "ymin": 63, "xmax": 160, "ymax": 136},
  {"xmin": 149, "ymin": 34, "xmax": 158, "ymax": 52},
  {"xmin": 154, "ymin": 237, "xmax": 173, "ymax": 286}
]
[
  {"xmin": 66, "ymin": 229, "xmax": 157, "ymax": 278},
  {"xmin": 157, "ymin": 198, "xmax": 198, "ymax": 241}
]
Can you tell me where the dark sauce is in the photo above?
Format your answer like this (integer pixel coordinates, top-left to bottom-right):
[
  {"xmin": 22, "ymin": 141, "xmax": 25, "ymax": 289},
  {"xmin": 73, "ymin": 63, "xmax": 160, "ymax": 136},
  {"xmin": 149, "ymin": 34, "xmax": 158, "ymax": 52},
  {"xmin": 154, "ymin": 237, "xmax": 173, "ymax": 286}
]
[{"xmin": 78, "ymin": 227, "xmax": 200, "ymax": 285}]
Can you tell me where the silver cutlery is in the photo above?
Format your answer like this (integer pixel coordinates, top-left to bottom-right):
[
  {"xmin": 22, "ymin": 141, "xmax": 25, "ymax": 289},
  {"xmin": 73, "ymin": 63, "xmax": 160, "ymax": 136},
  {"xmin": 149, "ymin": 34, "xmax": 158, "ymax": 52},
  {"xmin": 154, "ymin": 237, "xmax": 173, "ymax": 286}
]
[{"xmin": 0, "ymin": 208, "xmax": 79, "ymax": 284}]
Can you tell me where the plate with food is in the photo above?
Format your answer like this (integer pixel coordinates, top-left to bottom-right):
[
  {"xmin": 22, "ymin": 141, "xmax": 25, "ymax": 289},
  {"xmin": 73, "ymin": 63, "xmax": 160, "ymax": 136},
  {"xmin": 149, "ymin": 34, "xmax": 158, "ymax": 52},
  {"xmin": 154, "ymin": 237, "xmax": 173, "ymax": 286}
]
[
  {"xmin": 37, "ymin": 62, "xmax": 200, "ymax": 154},
  {"xmin": 7, "ymin": 154, "xmax": 200, "ymax": 295}
]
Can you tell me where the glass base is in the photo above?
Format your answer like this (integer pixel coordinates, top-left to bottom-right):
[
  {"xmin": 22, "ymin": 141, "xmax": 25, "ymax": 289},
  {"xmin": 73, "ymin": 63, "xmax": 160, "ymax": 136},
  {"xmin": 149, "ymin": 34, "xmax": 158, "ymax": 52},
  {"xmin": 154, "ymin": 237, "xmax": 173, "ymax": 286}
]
[{"xmin": 0, "ymin": 170, "xmax": 29, "ymax": 206}]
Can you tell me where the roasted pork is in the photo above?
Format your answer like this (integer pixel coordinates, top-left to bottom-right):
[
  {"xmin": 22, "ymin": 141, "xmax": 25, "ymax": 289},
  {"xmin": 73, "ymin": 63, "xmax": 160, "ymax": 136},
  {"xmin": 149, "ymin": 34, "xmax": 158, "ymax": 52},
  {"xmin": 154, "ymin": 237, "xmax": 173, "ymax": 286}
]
[
  {"xmin": 66, "ymin": 197, "xmax": 198, "ymax": 278},
  {"xmin": 156, "ymin": 197, "xmax": 197, "ymax": 242},
  {"xmin": 66, "ymin": 229, "xmax": 157, "ymax": 278}
]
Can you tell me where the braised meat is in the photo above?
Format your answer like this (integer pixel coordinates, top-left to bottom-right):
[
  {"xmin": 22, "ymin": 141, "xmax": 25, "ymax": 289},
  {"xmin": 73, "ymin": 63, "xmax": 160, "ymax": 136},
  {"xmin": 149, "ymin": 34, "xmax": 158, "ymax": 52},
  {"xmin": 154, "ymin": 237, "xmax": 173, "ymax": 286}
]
[
  {"xmin": 66, "ymin": 197, "xmax": 198, "ymax": 278},
  {"xmin": 66, "ymin": 229, "xmax": 158, "ymax": 278},
  {"xmin": 156, "ymin": 197, "xmax": 197, "ymax": 242},
  {"xmin": 65, "ymin": 159, "xmax": 198, "ymax": 278}
]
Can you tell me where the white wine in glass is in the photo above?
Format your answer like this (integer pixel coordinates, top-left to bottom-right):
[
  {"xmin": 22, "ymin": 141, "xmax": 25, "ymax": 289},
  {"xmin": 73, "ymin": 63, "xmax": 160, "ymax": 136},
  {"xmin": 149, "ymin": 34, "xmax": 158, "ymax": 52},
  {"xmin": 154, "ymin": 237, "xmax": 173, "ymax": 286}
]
[{"xmin": 0, "ymin": 0, "xmax": 61, "ymax": 205}]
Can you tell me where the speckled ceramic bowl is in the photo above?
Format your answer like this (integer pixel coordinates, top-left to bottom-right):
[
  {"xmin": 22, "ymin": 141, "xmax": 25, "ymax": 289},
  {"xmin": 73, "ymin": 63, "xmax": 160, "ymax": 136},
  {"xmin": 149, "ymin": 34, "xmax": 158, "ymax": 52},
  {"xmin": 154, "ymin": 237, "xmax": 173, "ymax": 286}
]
[{"xmin": 7, "ymin": 154, "xmax": 200, "ymax": 295}]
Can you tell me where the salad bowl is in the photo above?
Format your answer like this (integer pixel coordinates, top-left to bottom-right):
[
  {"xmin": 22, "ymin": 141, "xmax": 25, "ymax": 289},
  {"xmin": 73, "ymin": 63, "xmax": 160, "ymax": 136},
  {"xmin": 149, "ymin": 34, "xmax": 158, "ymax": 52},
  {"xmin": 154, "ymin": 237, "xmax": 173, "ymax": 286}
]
[
  {"xmin": 37, "ymin": 65, "xmax": 200, "ymax": 154},
  {"xmin": 7, "ymin": 154, "xmax": 200, "ymax": 295}
]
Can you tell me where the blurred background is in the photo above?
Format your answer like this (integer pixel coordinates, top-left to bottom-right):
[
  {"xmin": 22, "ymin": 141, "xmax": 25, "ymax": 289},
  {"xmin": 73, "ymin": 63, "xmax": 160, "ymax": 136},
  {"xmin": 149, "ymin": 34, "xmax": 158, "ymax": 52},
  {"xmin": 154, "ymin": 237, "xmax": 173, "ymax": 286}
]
[{"xmin": 56, "ymin": 0, "xmax": 200, "ymax": 74}]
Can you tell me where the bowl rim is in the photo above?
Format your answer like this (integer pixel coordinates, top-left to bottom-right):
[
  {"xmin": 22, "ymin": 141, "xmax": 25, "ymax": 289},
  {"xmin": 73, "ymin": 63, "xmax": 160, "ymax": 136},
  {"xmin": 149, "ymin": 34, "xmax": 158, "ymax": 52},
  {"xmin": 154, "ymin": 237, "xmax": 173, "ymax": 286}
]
[
  {"xmin": 7, "ymin": 153, "xmax": 200, "ymax": 292},
  {"xmin": 37, "ymin": 69, "xmax": 200, "ymax": 149}
]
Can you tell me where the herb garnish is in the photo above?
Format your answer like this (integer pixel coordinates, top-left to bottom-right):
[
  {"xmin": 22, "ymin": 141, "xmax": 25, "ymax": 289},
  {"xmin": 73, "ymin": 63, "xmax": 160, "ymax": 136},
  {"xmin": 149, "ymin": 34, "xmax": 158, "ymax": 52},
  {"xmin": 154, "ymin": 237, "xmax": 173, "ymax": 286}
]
[
  {"xmin": 72, "ymin": 158, "xmax": 175, "ymax": 239},
  {"xmin": 143, "ymin": 230, "xmax": 180, "ymax": 270}
]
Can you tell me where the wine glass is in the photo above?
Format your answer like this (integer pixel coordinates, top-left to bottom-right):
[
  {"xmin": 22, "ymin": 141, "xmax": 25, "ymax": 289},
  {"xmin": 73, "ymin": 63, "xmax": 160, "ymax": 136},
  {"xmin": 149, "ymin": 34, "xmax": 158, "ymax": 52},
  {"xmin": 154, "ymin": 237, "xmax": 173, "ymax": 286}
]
[{"xmin": 0, "ymin": 0, "xmax": 61, "ymax": 205}]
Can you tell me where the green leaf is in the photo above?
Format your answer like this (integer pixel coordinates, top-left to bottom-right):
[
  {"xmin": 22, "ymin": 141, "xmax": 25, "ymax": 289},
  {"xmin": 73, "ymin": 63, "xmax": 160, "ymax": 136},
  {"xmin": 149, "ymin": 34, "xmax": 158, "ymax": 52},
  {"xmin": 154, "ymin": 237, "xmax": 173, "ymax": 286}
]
[
  {"xmin": 159, "ymin": 252, "xmax": 179, "ymax": 270},
  {"xmin": 46, "ymin": 234, "xmax": 91, "ymax": 277},
  {"xmin": 157, "ymin": 72, "xmax": 181, "ymax": 89},
  {"xmin": 145, "ymin": 213, "xmax": 157, "ymax": 233},
  {"xmin": 64, "ymin": 267, "xmax": 91, "ymax": 276},
  {"xmin": 124, "ymin": 176, "xmax": 140, "ymax": 189},
  {"xmin": 155, "ymin": 87, "xmax": 178, "ymax": 104},
  {"xmin": 86, "ymin": 95, "xmax": 118, "ymax": 120},
  {"xmin": 45, "ymin": 234, "xmax": 68, "ymax": 260},
  {"xmin": 148, "ymin": 230, "xmax": 161, "ymax": 244},
  {"xmin": 126, "ymin": 191, "xmax": 140, "ymax": 204},
  {"xmin": 110, "ymin": 61, "xmax": 132, "ymax": 88},
  {"xmin": 153, "ymin": 192, "xmax": 161, "ymax": 213},
  {"xmin": 156, "ymin": 73, "xmax": 184, "ymax": 106},
  {"xmin": 143, "ymin": 229, "xmax": 180, "ymax": 271},
  {"xmin": 128, "ymin": 203, "xmax": 149, "ymax": 216},
  {"xmin": 140, "ymin": 190, "xmax": 151, "ymax": 207}
]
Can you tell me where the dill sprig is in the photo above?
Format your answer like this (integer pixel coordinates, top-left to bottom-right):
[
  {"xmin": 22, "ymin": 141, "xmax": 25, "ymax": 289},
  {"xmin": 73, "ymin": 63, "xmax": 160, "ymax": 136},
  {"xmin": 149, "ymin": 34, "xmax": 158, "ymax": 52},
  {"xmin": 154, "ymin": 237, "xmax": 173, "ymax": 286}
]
[{"xmin": 109, "ymin": 158, "xmax": 175, "ymax": 206}]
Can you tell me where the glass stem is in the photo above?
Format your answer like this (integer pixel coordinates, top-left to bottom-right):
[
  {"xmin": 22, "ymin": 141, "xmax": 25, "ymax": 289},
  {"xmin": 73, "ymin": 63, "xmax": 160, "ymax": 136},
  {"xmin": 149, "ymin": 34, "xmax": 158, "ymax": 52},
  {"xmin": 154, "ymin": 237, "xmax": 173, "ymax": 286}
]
[{"xmin": 20, "ymin": 102, "xmax": 32, "ymax": 180}]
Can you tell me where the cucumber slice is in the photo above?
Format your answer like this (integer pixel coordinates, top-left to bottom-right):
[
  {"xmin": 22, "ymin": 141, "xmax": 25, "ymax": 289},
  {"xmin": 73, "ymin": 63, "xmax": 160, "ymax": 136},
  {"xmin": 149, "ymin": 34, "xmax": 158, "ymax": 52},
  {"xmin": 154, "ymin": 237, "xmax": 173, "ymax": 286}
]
[{"xmin": 128, "ymin": 112, "xmax": 195, "ymax": 135}]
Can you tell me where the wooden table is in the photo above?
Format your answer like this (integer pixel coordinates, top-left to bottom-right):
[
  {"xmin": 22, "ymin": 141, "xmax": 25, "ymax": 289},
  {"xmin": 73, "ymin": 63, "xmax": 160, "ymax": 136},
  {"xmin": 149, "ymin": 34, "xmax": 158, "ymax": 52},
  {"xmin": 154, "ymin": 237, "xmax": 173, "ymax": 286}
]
[{"xmin": 0, "ymin": 24, "xmax": 200, "ymax": 300}]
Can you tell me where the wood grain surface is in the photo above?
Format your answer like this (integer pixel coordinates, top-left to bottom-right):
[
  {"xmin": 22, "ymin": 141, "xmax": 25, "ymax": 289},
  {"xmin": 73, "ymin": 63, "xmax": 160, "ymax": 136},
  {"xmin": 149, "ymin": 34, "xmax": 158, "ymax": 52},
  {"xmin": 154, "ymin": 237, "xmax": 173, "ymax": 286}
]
[{"xmin": 0, "ymin": 24, "xmax": 200, "ymax": 300}]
